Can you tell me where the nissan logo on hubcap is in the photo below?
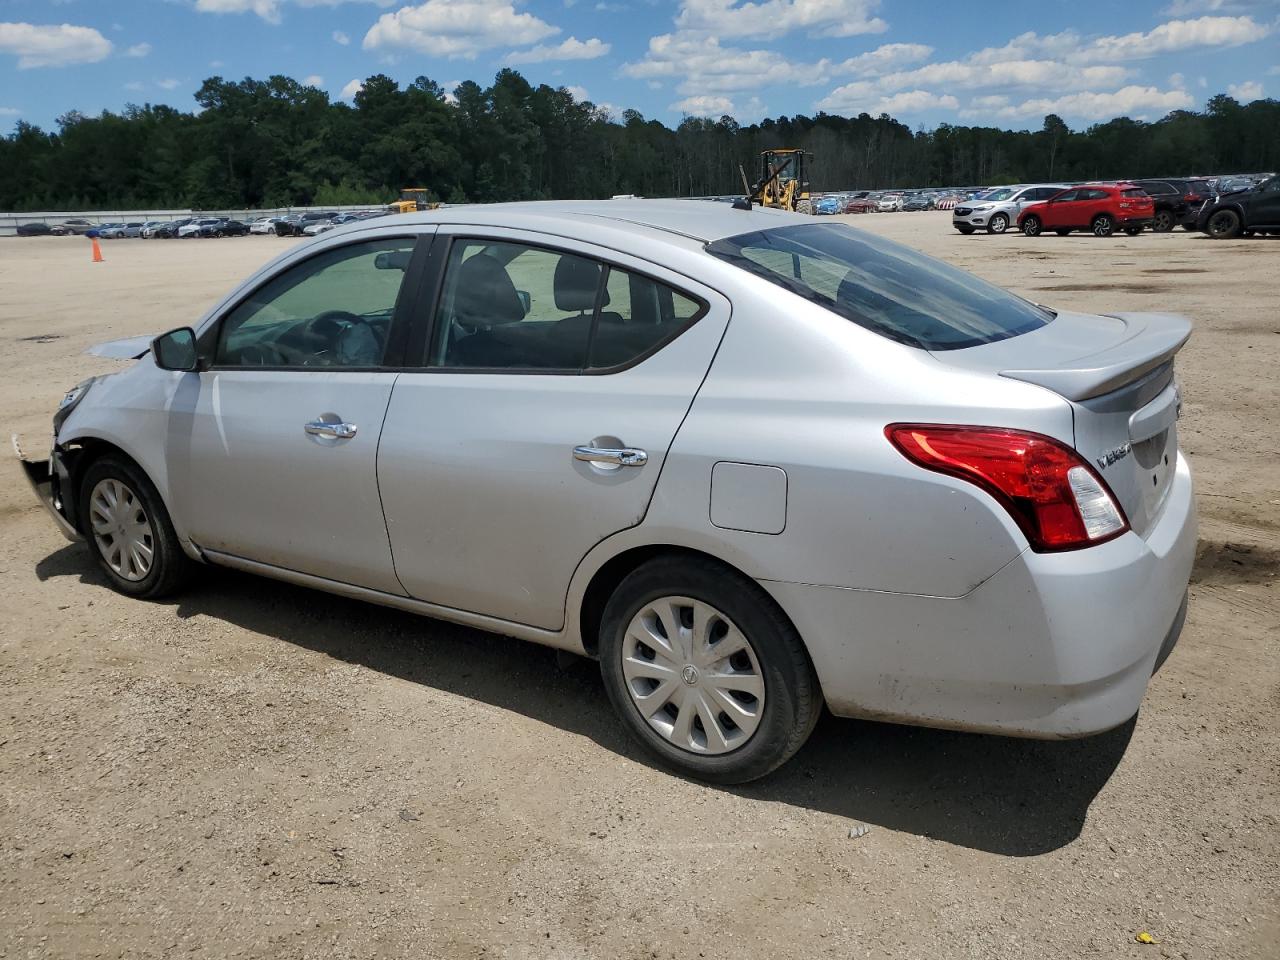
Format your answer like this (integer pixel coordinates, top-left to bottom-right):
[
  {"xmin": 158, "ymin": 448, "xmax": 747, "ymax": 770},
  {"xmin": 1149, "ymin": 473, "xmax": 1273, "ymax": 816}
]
[{"xmin": 681, "ymin": 665, "xmax": 699, "ymax": 685}]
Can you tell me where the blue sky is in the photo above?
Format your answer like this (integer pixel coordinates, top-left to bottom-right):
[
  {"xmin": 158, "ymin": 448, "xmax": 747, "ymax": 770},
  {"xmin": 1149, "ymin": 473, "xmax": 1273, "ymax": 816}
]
[{"xmin": 0, "ymin": 0, "xmax": 1276, "ymax": 132}]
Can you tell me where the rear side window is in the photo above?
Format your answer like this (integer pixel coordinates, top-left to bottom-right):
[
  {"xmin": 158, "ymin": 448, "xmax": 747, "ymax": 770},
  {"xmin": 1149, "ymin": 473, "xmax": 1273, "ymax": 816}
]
[
  {"xmin": 1122, "ymin": 188, "xmax": 1148, "ymax": 198},
  {"xmin": 707, "ymin": 222, "xmax": 1053, "ymax": 351},
  {"xmin": 1080, "ymin": 188, "xmax": 1110, "ymax": 200},
  {"xmin": 429, "ymin": 238, "xmax": 705, "ymax": 372}
]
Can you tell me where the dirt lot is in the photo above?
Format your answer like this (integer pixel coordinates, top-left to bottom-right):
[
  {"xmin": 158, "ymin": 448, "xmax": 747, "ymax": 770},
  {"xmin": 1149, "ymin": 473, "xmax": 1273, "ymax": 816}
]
[{"xmin": 2, "ymin": 218, "xmax": 1277, "ymax": 960}]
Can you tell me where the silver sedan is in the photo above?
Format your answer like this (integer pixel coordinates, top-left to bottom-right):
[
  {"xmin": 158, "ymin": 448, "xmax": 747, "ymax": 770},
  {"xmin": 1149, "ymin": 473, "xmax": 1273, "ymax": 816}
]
[{"xmin": 17, "ymin": 200, "xmax": 1196, "ymax": 783}]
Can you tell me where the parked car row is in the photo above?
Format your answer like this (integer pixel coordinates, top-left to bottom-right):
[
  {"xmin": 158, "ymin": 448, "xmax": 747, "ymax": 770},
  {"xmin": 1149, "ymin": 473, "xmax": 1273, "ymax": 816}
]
[
  {"xmin": 949, "ymin": 174, "xmax": 1280, "ymax": 239},
  {"xmin": 11, "ymin": 211, "xmax": 393, "ymax": 239}
]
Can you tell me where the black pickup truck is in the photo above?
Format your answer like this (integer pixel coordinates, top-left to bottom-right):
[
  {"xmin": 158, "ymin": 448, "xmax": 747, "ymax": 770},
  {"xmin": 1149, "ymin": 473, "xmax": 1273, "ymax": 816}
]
[{"xmin": 1196, "ymin": 175, "xmax": 1280, "ymax": 238}]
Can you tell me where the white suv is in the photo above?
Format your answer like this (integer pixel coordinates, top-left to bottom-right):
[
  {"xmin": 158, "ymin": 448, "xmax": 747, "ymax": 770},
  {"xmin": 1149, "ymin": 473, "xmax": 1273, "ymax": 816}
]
[{"xmin": 952, "ymin": 184, "xmax": 1067, "ymax": 234}]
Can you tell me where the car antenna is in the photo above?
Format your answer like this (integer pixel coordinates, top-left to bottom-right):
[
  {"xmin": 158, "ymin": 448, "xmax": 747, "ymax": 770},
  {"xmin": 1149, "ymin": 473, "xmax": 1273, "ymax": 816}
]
[{"xmin": 733, "ymin": 156, "xmax": 794, "ymax": 211}]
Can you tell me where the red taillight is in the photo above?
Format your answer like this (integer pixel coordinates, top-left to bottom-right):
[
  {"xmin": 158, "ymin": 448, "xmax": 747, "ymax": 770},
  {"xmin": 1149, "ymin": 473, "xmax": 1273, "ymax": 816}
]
[{"xmin": 885, "ymin": 424, "xmax": 1129, "ymax": 551}]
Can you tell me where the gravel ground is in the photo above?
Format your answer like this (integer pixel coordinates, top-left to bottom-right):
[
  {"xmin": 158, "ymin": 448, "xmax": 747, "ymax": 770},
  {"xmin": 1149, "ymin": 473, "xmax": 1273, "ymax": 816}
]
[{"xmin": 1, "ymin": 217, "xmax": 1277, "ymax": 960}]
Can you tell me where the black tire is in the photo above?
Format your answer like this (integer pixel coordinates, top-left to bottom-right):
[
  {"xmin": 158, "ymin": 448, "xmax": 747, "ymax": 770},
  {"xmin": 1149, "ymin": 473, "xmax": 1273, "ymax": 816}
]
[
  {"xmin": 1055, "ymin": 229, "xmax": 1072, "ymax": 236},
  {"xmin": 1152, "ymin": 210, "xmax": 1174, "ymax": 232},
  {"xmin": 78, "ymin": 456, "xmax": 193, "ymax": 599},
  {"xmin": 795, "ymin": 199, "xmax": 813, "ymax": 216},
  {"xmin": 1206, "ymin": 209, "xmax": 1242, "ymax": 239},
  {"xmin": 598, "ymin": 556, "xmax": 822, "ymax": 784},
  {"xmin": 956, "ymin": 224, "xmax": 975, "ymax": 234},
  {"xmin": 1021, "ymin": 215, "xmax": 1042, "ymax": 237},
  {"xmin": 1091, "ymin": 214, "xmax": 1115, "ymax": 237},
  {"xmin": 1124, "ymin": 225, "xmax": 1143, "ymax": 236},
  {"xmin": 987, "ymin": 213, "xmax": 1009, "ymax": 234}
]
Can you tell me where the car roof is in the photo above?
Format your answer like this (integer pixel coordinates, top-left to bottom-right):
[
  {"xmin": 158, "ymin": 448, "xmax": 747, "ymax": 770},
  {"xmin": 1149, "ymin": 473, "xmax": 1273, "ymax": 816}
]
[{"xmin": 391, "ymin": 199, "xmax": 807, "ymax": 244}]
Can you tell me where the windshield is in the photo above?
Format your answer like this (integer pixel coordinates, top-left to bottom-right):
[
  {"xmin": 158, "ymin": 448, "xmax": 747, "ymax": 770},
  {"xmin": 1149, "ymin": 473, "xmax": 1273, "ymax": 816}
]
[
  {"xmin": 706, "ymin": 222, "xmax": 1054, "ymax": 350},
  {"xmin": 977, "ymin": 188, "xmax": 1015, "ymax": 201}
]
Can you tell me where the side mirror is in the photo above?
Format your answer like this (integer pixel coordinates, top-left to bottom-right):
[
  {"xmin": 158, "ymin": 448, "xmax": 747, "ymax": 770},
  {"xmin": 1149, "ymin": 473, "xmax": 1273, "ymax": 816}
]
[
  {"xmin": 152, "ymin": 327, "xmax": 200, "ymax": 372},
  {"xmin": 374, "ymin": 250, "xmax": 412, "ymax": 271},
  {"xmin": 516, "ymin": 290, "xmax": 532, "ymax": 314}
]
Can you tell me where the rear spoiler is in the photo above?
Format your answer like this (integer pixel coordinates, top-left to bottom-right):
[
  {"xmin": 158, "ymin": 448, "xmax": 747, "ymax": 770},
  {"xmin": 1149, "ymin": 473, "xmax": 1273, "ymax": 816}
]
[{"xmin": 1000, "ymin": 312, "xmax": 1192, "ymax": 402}]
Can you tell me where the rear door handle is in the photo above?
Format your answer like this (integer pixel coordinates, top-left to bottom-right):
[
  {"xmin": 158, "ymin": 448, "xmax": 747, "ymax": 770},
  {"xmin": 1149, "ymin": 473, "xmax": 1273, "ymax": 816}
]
[
  {"xmin": 305, "ymin": 419, "xmax": 357, "ymax": 440},
  {"xmin": 574, "ymin": 445, "xmax": 647, "ymax": 467}
]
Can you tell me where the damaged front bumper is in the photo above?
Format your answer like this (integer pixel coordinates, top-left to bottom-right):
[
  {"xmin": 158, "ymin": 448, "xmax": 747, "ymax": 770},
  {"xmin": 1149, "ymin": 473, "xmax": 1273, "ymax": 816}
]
[{"xmin": 12, "ymin": 434, "xmax": 82, "ymax": 543}]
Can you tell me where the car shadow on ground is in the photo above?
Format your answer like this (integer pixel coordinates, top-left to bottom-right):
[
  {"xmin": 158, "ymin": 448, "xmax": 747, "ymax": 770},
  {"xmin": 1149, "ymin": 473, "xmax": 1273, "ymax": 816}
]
[{"xmin": 36, "ymin": 546, "xmax": 1134, "ymax": 857}]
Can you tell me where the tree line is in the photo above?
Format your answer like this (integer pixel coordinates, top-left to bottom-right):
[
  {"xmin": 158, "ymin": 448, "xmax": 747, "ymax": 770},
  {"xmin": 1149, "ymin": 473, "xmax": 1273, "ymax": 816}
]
[{"xmin": 1, "ymin": 69, "xmax": 1277, "ymax": 212}]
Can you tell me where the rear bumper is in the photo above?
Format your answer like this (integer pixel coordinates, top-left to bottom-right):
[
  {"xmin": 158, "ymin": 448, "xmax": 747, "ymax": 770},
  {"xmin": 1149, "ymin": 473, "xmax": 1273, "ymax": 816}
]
[
  {"xmin": 763, "ymin": 453, "xmax": 1197, "ymax": 739},
  {"xmin": 12, "ymin": 435, "xmax": 81, "ymax": 543},
  {"xmin": 1120, "ymin": 216, "xmax": 1154, "ymax": 227}
]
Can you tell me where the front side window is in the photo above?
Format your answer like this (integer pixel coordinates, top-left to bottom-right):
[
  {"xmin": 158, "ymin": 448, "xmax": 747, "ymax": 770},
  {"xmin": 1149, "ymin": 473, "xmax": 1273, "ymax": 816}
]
[
  {"xmin": 1081, "ymin": 189, "xmax": 1110, "ymax": 201},
  {"xmin": 429, "ymin": 239, "xmax": 704, "ymax": 371},
  {"xmin": 216, "ymin": 237, "xmax": 415, "ymax": 368},
  {"xmin": 706, "ymin": 222, "xmax": 1053, "ymax": 351}
]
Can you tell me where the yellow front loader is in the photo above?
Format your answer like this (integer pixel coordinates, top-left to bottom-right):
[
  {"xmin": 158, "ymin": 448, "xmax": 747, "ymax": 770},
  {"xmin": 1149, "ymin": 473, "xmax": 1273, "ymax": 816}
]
[{"xmin": 757, "ymin": 149, "xmax": 813, "ymax": 215}]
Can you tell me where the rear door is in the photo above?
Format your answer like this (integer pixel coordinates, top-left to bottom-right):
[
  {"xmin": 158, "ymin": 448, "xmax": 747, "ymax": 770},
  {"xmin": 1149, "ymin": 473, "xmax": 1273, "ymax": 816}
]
[{"xmin": 377, "ymin": 228, "xmax": 730, "ymax": 630}]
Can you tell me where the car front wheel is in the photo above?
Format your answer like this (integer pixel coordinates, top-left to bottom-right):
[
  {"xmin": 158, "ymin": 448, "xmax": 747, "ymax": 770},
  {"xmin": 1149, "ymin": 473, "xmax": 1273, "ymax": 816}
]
[
  {"xmin": 1021, "ymin": 215, "xmax": 1042, "ymax": 237},
  {"xmin": 599, "ymin": 557, "xmax": 822, "ymax": 784},
  {"xmin": 79, "ymin": 456, "xmax": 193, "ymax": 599},
  {"xmin": 987, "ymin": 213, "xmax": 1009, "ymax": 234},
  {"xmin": 1206, "ymin": 209, "xmax": 1242, "ymax": 239}
]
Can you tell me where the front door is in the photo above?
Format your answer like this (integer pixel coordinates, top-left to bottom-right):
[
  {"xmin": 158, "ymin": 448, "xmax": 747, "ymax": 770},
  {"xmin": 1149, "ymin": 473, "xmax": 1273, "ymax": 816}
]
[
  {"xmin": 171, "ymin": 234, "xmax": 426, "ymax": 593},
  {"xmin": 1250, "ymin": 176, "xmax": 1280, "ymax": 225},
  {"xmin": 377, "ymin": 230, "xmax": 730, "ymax": 630}
]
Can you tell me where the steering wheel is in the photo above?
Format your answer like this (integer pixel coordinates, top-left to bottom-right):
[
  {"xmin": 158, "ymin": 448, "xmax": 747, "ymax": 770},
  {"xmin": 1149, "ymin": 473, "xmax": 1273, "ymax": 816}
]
[{"xmin": 313, "ymin": 310, "xmax": 384, "ymax": 366}]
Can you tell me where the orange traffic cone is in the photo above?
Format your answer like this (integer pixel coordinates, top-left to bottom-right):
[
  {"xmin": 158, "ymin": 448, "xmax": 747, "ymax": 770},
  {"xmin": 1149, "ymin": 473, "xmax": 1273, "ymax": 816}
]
[{"xmin": 91, "ymin": 236, "xmax": 104, "ymax": 263}]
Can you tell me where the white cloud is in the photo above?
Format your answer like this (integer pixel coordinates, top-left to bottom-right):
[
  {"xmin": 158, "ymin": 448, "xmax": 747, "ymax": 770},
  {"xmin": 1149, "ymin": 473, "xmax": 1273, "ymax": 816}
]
[
  {"xmin": 333, "ymin": 30, "xmax": 350, "ymax": 45},
  {"xmin": 1270, "ymin": 64, "xmax": 1280, "ymax": 76},
  {"xmin": 834, "ymin": 42, "xmax": 933, "ymax": 76},
  {"xmin": 674, "ymin": 0, "xmax": 886, "ymax": 39},
  {"xmin": 1227, "ymin": 79, "xmax": 1263, "ymax": 99},
  {"xmin": 195, "ymin": 0, "xmax": 283, "ymax": 23},
  {"xmin": 0, "ymin": 106, "xmax": 21, "ymax": 116},
  {"xmin": 364, "ymin": 0, "xmax": 560, "ymax": 58},
  {"xmin": 340, "ymin": 78, "xmax": 364, "ymax": 101},
  {"xmin": 210, "ymin": 59, "xmax": 225, "ymax": 68},
  {"xmin": 195, "ymin": 0, "xmax": 395, "ymax": 22},
  {"xmin": 1163, "ymin": 0, "xmax": 1279, "ymax": 13},
  {"xmin": 1072, "ymin": 15, "xmax": 1270, "ymax": 62},
  {"xmin": 0, "ymin": 21, "xmax": 113, "ymax": 68},
  {"xmin": 157, "ymin": 78, "xmax": 183, "ymax": 90},
  {"xmin": 125, "ymin": 42, "xmax": 151, "ymax": 58},
  {"xmin": 979, "ymin": 85, "xmax": 1195, "ymax": 121},
  {"xmin": 623, "ymin": 33, "xmax": 826, "ymax": 95},
  {"xmin": 504, "ymin": 35, "xmax": 609, "ymax": 63},
  {"xmin": 303, "ymin": 74, "xmax": 324, "ymax": 87},
  {"xmin": 564, "ymin": 84, "xmax": 590, "ymax": 101},
  {"xmin": 818, "ymin": 86, "xmax": 958, "ymax": 116},
  {"xmin": 671, "ymin": 94, "xmax": 737, "ymax": 116},
  {"xmin": 1169, "ymin": 72, "xmax": 1185, "ymax": 87},
  {"xmin": 124, "ymin": 80, "xmax": 145, "ymax": 91}
]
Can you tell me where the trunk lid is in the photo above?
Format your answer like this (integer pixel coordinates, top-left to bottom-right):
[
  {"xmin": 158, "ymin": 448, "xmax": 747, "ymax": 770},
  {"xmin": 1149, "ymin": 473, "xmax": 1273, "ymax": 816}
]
[{"xmin": 935, "ymin": 311, "xmax": 1191, "ymax": 537}]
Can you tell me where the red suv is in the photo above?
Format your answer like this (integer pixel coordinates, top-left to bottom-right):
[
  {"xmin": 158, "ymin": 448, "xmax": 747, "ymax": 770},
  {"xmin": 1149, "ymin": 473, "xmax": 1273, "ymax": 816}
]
[{"xmin": 1018, "ymin": 183, "xmax": 1155, "ymax": 237}]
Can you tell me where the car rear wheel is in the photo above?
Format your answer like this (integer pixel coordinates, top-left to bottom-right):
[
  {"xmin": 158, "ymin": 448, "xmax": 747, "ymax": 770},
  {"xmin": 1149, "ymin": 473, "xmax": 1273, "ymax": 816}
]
[
  {"xmin": 796, "ymin": 199, "xmax": 813, "ymax": 216},
  {"xmin": 1091, "ymin": 214, "xmax": 1115, "ymax": 237},
  {"xmin": 599, "ymin": 557, "xmax": 822, "ymax": 784},
  {"xmin": 987, "ymin": 213, "xmax": 1009, "ymax": 234},
  {"xmin": 1152, "ymin": 211, "xmax": 1174, "ymax": 232},
  {"xmin": 1021, "ymin": 215, "xmax": 1042, "ymax": 237},
  {"xmin": 79, "ymin": 456, "xmax": 193, "ymax": 599},
  {"xmin": 1206, "ymin": 209, "xmax": 1242, "ymax": 239}
]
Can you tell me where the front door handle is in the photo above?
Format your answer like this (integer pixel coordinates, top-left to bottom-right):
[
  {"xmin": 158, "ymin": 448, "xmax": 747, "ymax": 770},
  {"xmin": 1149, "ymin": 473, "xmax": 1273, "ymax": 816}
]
[
  {"xmin": 305, "ymin": 419, "xmax": 357, "ymax": 440},
  {"xmin": 574, "ymin": 445, "xmax": 647, "ymax": 467}
]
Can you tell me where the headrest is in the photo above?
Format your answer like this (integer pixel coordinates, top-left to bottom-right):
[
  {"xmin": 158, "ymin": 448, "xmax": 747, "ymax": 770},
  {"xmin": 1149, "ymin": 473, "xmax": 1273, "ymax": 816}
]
[
  {"xmin": 454, "ymin": 253, "xmax": 525, "ymax": 328},
  {"xmin": 554, "ymin": 255, "xmax": 608, "ymax": 312}
]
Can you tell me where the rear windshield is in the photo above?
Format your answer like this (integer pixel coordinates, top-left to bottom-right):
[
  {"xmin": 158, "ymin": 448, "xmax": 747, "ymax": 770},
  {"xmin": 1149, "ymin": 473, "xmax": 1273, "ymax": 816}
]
[{"xmin": 706, "ymin": 222, "xmax": 1053, "ymax": 351}]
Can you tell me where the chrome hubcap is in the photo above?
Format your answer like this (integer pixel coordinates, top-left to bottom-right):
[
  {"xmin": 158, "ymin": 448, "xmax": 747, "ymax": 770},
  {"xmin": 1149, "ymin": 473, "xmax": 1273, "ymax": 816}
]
[
  {"xmin": 89, "ymin": 478, "xmax": 154, "ymax": 582},
  {"xmin": 621, "ymin": 596, "xmax": 765, "ymax": 755}
]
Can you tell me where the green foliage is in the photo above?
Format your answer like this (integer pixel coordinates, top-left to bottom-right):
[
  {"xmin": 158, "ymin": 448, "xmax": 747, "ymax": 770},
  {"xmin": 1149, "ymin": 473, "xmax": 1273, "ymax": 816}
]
[{"xmin": 1, "ymin": 71, "xmax": 1277, "ymax": 212}]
